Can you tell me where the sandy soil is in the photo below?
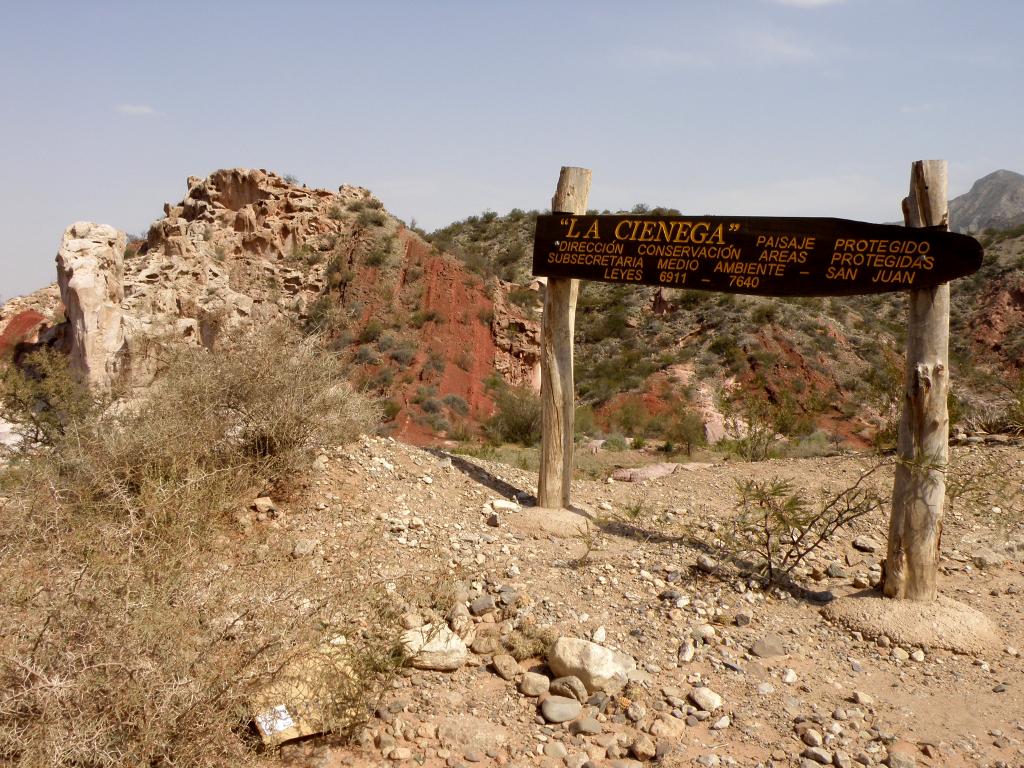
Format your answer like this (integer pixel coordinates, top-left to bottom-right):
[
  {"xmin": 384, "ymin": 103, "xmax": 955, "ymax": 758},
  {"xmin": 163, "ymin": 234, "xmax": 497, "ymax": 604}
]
[{"xmin": 267, "ymin": 440, "xmax": 1024, "ymax": 768}]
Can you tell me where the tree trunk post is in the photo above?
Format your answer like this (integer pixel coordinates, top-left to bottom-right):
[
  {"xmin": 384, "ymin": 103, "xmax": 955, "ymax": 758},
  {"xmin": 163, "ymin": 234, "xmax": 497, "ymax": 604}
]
[
  {"xmin": 883, "ymin": 159, "xmax": 951, "ymax": 601},
  {"xmin": 537, "ymin": 167, "xmax": 591, "ymax": 509}
]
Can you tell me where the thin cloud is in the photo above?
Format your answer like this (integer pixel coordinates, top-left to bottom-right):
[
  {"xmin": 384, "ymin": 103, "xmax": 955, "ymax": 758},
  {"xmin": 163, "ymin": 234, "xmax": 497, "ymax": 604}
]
[
  {"xmin": 612, "ymin": 46, "xmax": 711, "ymax": 71},
  {"xmin": 899, "ymin": 103, "xmax": 942, "ymax": 115},
  {"xmin": 115, "ymin": 104, "xmax": 158, "ymax": 116},
  {"xmin": 768, "ymin": 0, "xmax": 844, "ymax": 7},
  {"xmin": 747, "ymin": 30, "xmax": 815, "ymax": 61}
]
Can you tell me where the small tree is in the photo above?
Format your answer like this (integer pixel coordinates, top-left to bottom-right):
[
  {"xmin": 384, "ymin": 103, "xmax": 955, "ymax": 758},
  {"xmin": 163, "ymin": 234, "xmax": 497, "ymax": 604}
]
[
  {"xmin": 0, "ymin": 348, "xmax": 101, "ymax": 447},
  {"xmin": 721, "ymin": 389, "xmax": 779, "ymax": 462},
  {"xmin": 722, "ymin": 467, "xmax": 886, "ymax": 584},
  {"xmin": 666, "ymin": 410, "xmax": 706, "ymax": 456},
  {"xmin": 486, "ymin": 386, "xmax": 542, "ymax": 446}
]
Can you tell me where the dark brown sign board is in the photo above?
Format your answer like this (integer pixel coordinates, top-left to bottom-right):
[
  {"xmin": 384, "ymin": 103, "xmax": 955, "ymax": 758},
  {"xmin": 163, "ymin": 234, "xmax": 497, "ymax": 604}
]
[{"xmin": 532, "ymin": 214, "xmax": 983, "ymax": 296}]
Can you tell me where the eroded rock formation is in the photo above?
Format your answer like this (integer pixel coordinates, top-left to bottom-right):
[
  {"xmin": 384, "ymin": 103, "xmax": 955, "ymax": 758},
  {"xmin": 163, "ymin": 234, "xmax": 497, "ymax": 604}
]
[
  {"xmin": 56, "ymin": 222, "xmax": 126, "ymax": 388},
  {"xmin": 1, "ymin": 169, "xmax": 542, "ymax": 441}
]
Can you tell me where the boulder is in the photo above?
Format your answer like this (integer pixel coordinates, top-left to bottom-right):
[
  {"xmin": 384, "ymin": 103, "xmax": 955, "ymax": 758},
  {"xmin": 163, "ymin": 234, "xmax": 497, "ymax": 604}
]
[
  {"xmin": 548, "ymin": 637, "xmax": 636, "ymax": 694},
  {"xmin": 688, "ymin": 686, "xmax": 723, "ymax": 712}
]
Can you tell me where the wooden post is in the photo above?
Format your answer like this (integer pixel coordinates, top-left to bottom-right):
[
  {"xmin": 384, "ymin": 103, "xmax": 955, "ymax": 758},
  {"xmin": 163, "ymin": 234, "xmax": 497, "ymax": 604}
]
[
  {"xmin": 537, "ymin": 167, "xmax": 592, "ymax": 509},
  {"xmin": 883, "ymin": 160, "xmax": 950, "ymax": 601}
]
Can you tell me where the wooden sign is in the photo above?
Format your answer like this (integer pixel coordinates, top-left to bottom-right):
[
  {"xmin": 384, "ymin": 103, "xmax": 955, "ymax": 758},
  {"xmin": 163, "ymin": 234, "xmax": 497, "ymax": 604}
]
[{"xmin": 532, "ymin": 214, "xmax": 983, "ymax": 296}]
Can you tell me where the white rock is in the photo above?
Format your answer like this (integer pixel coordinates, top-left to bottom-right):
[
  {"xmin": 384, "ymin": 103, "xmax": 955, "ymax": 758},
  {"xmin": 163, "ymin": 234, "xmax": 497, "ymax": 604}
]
[
  {"xmin": 782, "ymin": 668, "xmax": 798, "ymax": 684},
  {"xmin": 688, "ymin": 686, "xmax": 723, "ymax": 712},
  {"xmin": 56, "ymin": 222, "xmax": 127, "ymax": 389},
  {"xmin": 548, "ymin": 637, "xmax": 636, "ymax": 694},
  {"xmin": 678, "ymin": 639, "xmax": 696, "ymax": 663},
  {"xmin": 401, "ymin": 624, "xmax": 468, "ymax": 671},
  {"xmin": 710, "ymin": 715, "xmax": 730, "ymax": 730}
]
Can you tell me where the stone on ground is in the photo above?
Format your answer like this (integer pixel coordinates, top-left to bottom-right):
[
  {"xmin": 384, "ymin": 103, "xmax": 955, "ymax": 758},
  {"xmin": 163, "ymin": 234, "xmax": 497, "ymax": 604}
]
[
  {"xmin": 541, "ymin": 695, "xmax": 582, "ymax": 723},
  {"xmin": 548, "ymin": 637, "xmax": 637, "ymax": 694},
  {"xmin": 688, "ymin": 686, "xmax": 723, "ymax": 712},
  {"xmin": 401, "ymin": 624, "xmax": 468, "ymax": 671}
]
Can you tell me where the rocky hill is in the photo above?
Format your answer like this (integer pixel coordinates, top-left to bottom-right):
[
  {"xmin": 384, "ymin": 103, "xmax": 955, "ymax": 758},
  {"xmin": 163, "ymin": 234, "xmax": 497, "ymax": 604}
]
[
  {"xmin": 950, "ymin": 169, "xmax": 1024, "ymax": 234},
  {"xmin": 430, "ymin": 205, "xmax": 1024, "ymax": 445},
  {"xmin": 4, "ymin": 169, "xmax": 1024, "ymax": 449},
  {"xmin": 0, "ymin": 170, "xmax": 540, "ymax": 443}
]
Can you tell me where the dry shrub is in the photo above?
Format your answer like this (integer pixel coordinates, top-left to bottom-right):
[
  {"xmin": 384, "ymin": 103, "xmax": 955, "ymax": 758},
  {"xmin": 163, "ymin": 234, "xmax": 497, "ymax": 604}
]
[
  {"xmin": 0, "ymin": 326, "xmax": 395, "ymax": 766},
  {"xmin": 502, "ymin": 621, "xmax": 557, "ymax": 662},
  {"xmin": 161, "ymin": 324, "xmax": 379, "ymax": 485}
]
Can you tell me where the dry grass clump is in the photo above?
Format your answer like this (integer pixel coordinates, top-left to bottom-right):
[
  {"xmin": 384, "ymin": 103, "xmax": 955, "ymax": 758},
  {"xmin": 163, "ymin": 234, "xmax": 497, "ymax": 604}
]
[
  {"xmin": 0, "ymin": 326, "xmax": 396, "ymax": 766},
  {"xmin": 502, "ymin": 620, "xmax": 558, "ymax": 662}
]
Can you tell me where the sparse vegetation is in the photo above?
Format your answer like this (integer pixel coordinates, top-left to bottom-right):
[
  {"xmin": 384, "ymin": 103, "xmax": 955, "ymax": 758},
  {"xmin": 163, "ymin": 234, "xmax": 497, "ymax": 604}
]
[
  {"xmin": 359, "ymin": 208, "xmax": 387, "ymax": 227},
  {"xmin": 485, "ymin": 386, "xmax": 542, "ymax": 446},
  {"xmin": 720, "ymin": 466, "xmax": 886, "ymax": 584},
  {"xmin": 0, "ymin": 326, "xmax": 387, "ymax": 766}
]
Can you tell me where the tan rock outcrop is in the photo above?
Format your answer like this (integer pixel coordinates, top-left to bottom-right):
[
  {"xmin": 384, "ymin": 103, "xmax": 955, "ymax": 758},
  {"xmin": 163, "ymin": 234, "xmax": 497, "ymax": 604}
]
[
  {"xmin": 4, "ymin": 168, "xmax": 540, "ymax": 442},
  {"xmin": 56, "ymin": 222, "xmax": 126, "ymax": 388}
]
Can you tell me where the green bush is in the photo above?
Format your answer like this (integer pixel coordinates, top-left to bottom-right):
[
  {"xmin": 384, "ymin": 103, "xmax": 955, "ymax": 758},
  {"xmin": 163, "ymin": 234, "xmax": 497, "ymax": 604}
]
[
  {"xmin": 413, "ymin": 385, "xmax": 437, "ymax": 404},
  {"xmin": 720, "ymin": 469, "xmax": 885, "ymax": 583},
  {"xmin": 326, "ymin": 255, "xmax": 353, "ymax": 290},
  {"xmin": 603, "ymin": 434, "xmax": 628, "ymax": 451},
  {"xmin": 721, "ymin": 391, "xmax": 779, "ymax": 462},
  {"xmin": 365, "ymin": 235, "xmax": 395, "ymax": 267},
  {"xmin": 359, "ymin": 320, "xmax": 384, "ymax": 343},
  {"xmin": 665, "ymin": 410, "xmax": 706, "ymax": 456},
  {"xmin": 441, "ymin": 394, "xmax": 469, "ymax": 416},
  {"xmin": 574, "ymin": 405, "xmax": 596, "ymax": 437},
  {"xmin": 303, "ymin": 294, "xmax": 348, "ymax": 335},
  {"xmin": 355, "ymin": 346, "xmax": 379, "ymax": 365},
  {"xmin": 508, "ymin": 287, "xmax": 540, "ymax": 310},
  {"xmin": 0, "ymin": 348, "xmax": 100, "ymax": 446},
  {"xmin": 485, "ymin": 386, "xmax": 542, "ymax": 446},
  {"xmin": 358, "ymin": 209, "xmax": 387, "ymax": 227},
  {"xmin": 389, "ymin": 343, "xmax": 417, "ymax": 367},
  {"xmin": 411, "ymin": 309, "xmax": 441, "ymax": 328}
]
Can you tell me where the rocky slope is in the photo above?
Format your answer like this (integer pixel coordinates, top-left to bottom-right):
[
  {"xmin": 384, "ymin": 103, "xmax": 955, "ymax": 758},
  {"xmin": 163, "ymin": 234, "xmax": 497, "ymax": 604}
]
[
  {"xmin": 6, "ymin": 168, "xmax": 1024, "ymax": 448},
  {"xmin": 950, "ymin": 170, "xmax": 1024, "ymax": 234},
  {"xmin": 268, "ymin": 436, "xmax": 1024, "ymax": 768},
  {"xmin": 431, "ymin": 205, "xmax": 1024, "ymax": 444}
]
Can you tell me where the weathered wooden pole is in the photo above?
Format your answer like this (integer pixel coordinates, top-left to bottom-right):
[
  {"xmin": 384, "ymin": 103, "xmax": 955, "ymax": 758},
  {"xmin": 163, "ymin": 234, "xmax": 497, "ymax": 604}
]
[
  {"xmin": 537, "ymin": 167, "xmax": 591, "ymax": 509},
  {"xmin": 883, "ymin": 160, "xmax": 950, "ymax": 601}
]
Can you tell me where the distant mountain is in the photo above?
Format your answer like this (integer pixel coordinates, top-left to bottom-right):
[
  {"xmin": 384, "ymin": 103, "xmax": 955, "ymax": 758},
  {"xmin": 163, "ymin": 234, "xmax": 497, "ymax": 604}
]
[{"xmin": 950, "ymin": 169, "xmax": 1024, "ymax": 233}]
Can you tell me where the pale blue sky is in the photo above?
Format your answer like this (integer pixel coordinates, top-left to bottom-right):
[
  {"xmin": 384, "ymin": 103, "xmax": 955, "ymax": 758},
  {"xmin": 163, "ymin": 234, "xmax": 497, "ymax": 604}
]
[{"xmin": 2, "ymin": 0, "xmax": 1021, "ymax": 299}]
